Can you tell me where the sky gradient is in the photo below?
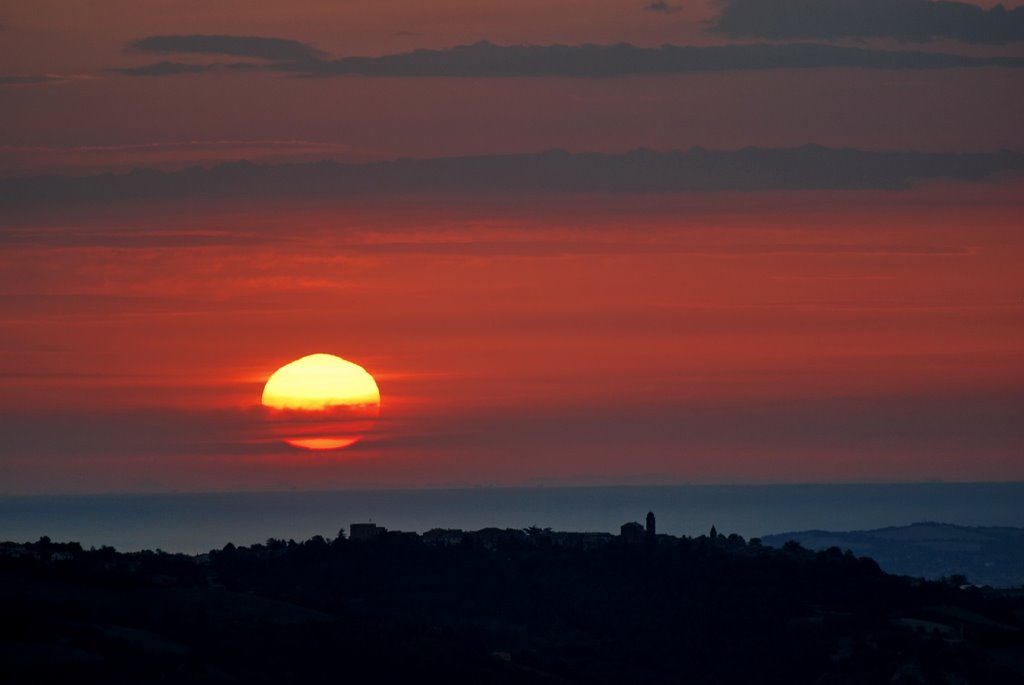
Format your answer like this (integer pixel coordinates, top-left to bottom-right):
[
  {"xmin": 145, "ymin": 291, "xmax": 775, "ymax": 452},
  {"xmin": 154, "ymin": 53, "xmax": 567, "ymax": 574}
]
[{"xmin": 1, "ymin": 0, "xmax": 1022, "ymax": 493}]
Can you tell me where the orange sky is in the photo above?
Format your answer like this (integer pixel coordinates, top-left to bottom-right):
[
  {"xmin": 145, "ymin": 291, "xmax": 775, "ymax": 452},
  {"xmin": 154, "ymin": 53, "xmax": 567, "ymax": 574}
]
[
  {"xmin": 1, "ymin": 0, "xmax": 1022, "ymax": 492},
  {"xmin": 2, "ymin": 181, "xmax": 1021, "ymax": 492}
]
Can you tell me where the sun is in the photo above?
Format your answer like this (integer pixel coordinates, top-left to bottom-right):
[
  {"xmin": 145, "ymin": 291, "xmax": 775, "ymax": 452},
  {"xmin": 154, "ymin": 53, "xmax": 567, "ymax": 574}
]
[{"xmin": 261, "ymin": 353, "xmax": 380, "ymax": 450}]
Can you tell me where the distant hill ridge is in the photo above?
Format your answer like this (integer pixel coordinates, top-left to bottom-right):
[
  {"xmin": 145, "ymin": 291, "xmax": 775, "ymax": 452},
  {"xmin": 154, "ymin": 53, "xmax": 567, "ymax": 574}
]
[{"xmin": 762, "ymin": 522, "xmax": 1024, "ymax": 588}]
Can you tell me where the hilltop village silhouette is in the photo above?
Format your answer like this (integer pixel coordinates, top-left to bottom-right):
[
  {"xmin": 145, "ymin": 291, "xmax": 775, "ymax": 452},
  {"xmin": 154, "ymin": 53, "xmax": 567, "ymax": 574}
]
[
  {"xmin": 2, "ymin": 511, "xmax": 1023, "ymax": 684},
  {"xmin": 348, "ymin": 510, "xmax": 679, "ymax": 547}
]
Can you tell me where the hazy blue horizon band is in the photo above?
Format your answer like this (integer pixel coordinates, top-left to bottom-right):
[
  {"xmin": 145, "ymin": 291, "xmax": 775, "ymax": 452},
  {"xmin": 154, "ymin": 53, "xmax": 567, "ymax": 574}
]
[{"xmin": 3, "ymin": 483, "xmax": 1023, "ymax": 555}]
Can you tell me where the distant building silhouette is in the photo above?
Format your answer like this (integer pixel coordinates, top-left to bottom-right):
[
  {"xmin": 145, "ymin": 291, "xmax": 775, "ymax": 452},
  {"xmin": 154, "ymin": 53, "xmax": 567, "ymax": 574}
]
[
  {"xmin": 350, "ymin": 523, "xmax": 385, "ymax": 541},
  {"xmin": 620, "ymin": 521, "xmax": 645, "ymax": 544},
  {"xmin": 646, "ymin": 511, "xmax": 656, "ymax": 536}
]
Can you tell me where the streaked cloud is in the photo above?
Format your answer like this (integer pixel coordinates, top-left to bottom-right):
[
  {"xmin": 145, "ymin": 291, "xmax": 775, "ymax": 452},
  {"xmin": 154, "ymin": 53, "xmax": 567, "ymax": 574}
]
[
  {"xmin": 2, "ymin": 388, "xmax": 1021, "ymax": 491},
  {"xmin": 714, "ymin": 0, "xmax": 1024, "ymax": 44},
  {"xmin": 112, "ymin": 61, "xmax": 266, "ymax": 77},
  {"xmin": 2, "ymin": 146, "xmax": 1021, "ymax": 208},
  {"xmin": 0, "ymin": 139, "xmax": 360, "ymax": 176},
  {"xmin": 266, "ymin": 41, "xmax": 1024, "ymax": 76},
  {"xmin": 113, "ymin": 61, "xmax": 221, "ymax": 77},
  {"xmin": 115, "ymin": 41, "xmax": 1024, "ymax": 79}
]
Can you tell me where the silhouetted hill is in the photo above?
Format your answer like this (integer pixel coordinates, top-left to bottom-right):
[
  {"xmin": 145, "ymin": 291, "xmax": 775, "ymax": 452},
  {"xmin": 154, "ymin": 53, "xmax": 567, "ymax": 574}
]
[
  {"xmin": 2, "ymin": 529, "xmax": 1023, "ymax": 684},
  {"xmin": 762, "ymin": 522, "xmax": 1024, "ymax": 588}
]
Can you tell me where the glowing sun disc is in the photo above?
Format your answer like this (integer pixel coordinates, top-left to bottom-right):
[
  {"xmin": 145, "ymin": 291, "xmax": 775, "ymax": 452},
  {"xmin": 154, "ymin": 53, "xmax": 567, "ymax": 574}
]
[
  {"xmin": 262, "ymin": 353, "xmax": 380, "ymax": 410},
  {"xmin": 261, "ymin": 353, "xmax": 380, "ymax": 450},
  {"xmin": 289, "ymin": 437, "xmax": 359, "ymax": 451}
]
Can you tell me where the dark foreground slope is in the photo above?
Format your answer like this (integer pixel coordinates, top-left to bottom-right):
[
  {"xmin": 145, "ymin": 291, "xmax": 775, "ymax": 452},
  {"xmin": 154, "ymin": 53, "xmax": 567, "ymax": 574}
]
[{"xmin": 2, "ymin": 532, "xmax": 1023, "ymax": 684}]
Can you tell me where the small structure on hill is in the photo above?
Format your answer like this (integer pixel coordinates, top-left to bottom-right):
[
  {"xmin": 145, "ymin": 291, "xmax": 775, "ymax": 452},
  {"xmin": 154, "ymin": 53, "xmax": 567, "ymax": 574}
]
[
  {"xmin": 620, "ymin": 521, "xmax": 645, "ymax": 544},
  {"xmin": 350, "ymin": 523, "xmax": 386, "ymax": 541},
  {"xmin": 622, "ymin": 511, "xmax": 657, "ymax": 543}
]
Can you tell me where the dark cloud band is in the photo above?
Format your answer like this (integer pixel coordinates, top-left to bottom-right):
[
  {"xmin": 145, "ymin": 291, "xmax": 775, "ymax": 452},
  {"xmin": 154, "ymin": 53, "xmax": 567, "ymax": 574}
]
[
  {"xmin": 114, "ymin": 41, "xmax": 1024, "ymax": 79},
  {"xmin": 129, "ymin": 34, "xmax": 324, "ymax": 61},
  {"xmin": 111, "ymin": 61, "xmax": 262, "ymax": 77},
  {"xmin": 644, "ymin": 2, "xmax": 681, "ymax": 14},
  {"xmin": 113, "ymin": 61, "xmax": 218, "ymax": 77},
  {"xmin": 2, "ymin": 146, "xmax": 1021, "ymax": 208},
  {"xmin": 271, "ymin": 41, "xmax": 1024, "ymax": 76},
  {"xmin": 714, "ymin": 0, "xmax": 1024, "ymax": 44}
]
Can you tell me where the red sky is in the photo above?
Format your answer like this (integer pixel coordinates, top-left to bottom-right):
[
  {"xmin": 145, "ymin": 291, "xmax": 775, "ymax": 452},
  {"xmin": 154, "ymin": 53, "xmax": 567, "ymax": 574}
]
[{"xmin": 1, "ymin": 1, "xmax": 1022, "ymax": 492}]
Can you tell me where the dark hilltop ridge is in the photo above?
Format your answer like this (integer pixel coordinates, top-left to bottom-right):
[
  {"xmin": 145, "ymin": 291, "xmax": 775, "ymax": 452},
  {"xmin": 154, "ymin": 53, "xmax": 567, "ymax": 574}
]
[{"xmin": 3, "ymin": 515, "xmax": 1024, "ymax": 684}]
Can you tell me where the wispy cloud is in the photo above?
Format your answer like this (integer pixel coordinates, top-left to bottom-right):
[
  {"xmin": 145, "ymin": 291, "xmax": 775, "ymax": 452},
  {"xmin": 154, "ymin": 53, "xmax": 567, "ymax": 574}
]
[
  {"xmin": 644, "ymin": 2, "xmax": 682, "ymax": 14},
  {"xmin": 129, "ymin": 34, "xmax": 324, "ymax": 61},
  {"xmin": 714, "ymin": 0, "xmax": 1024, "ymax": 44},
  {"xmin": 0, "ymin": 74, "xmax": 71, "ymax": 86},
  {"xmin": 2, "ymin": 139, "xmax": 352, "ymax": 155}
]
